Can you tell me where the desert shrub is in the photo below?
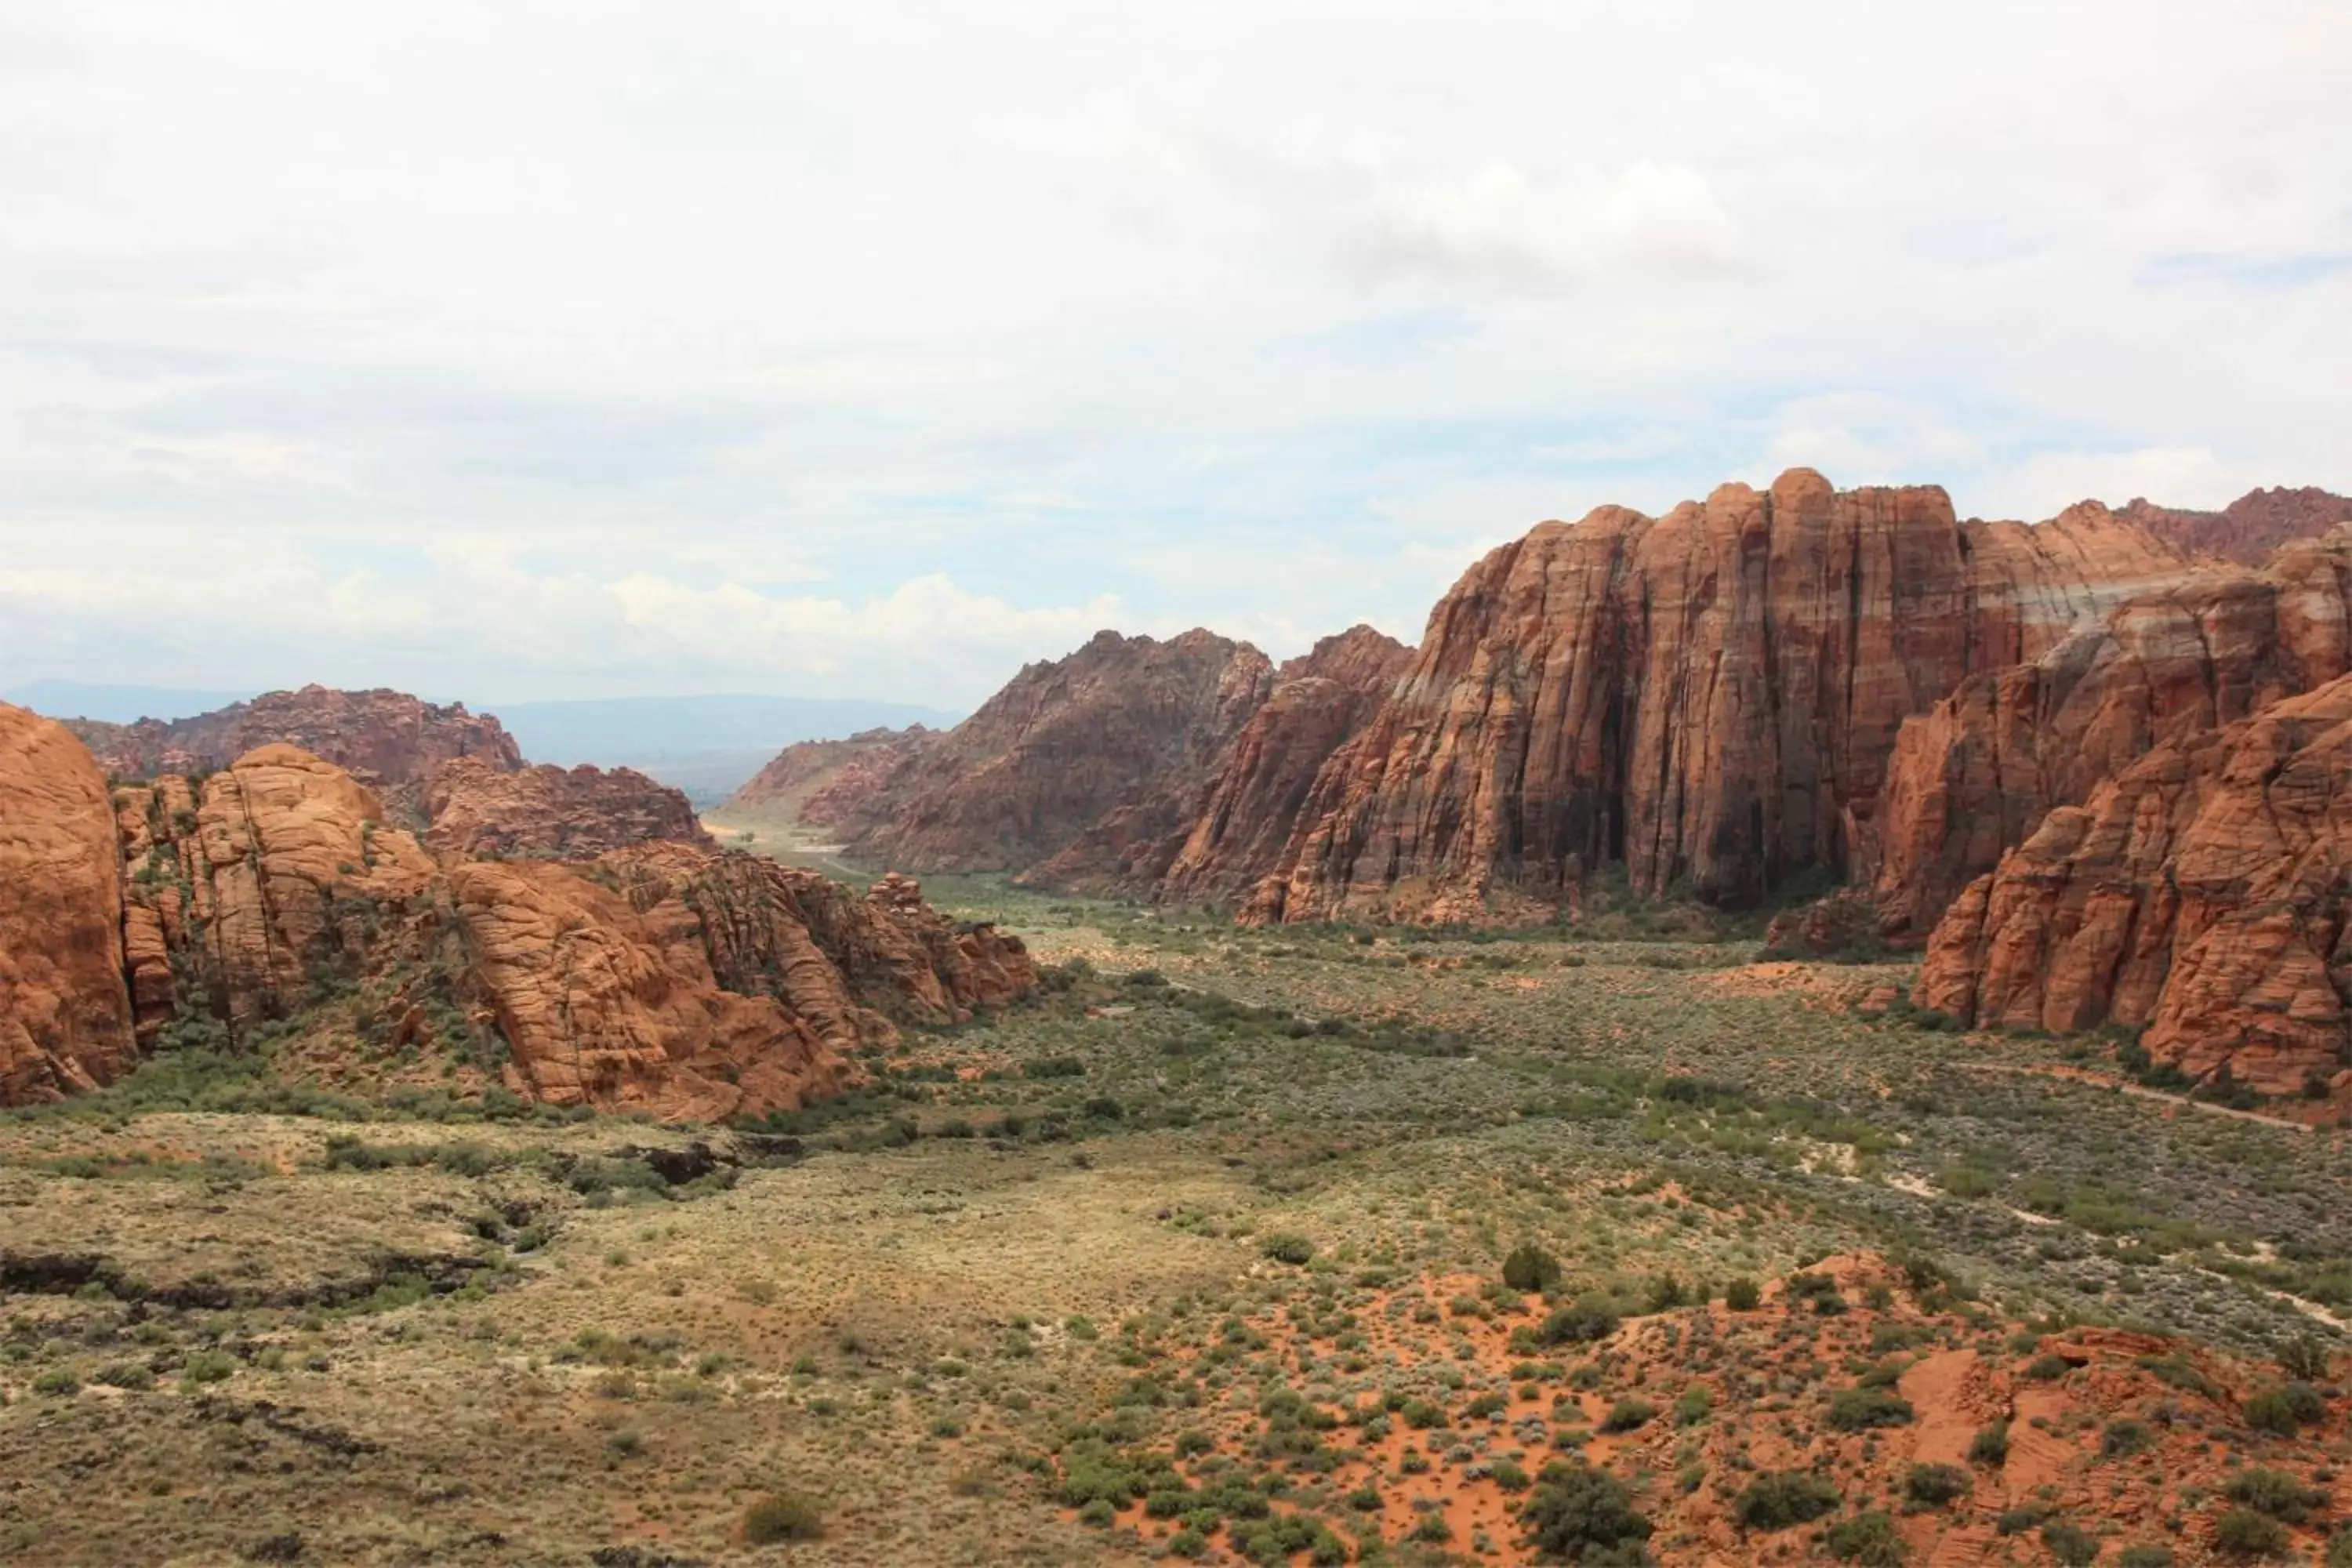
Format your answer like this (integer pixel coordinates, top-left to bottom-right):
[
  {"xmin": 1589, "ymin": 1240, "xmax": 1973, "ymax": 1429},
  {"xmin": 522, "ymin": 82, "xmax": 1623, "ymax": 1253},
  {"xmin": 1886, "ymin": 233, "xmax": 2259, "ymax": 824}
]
[
  {"xmin": 1600, "ymin": 1397, "xmax": 1657, "ymax": 1433},
  {"xmin": 2243, "ymin": 1382, "xmax": 2325, "ymax": 1435},
  {"xmin": 2327, "ymin": 1526, "xmax": 2352, "ymax": 1568},
  {"xmin": 31, "ymin": 1367, "xmax": 78, "ymax": 1397},
  {"xmin": 2042, "ymin": 1522, "xmax": 2099, "ymax": 1566},
  {"xmin": 1968, "ymin": 1419, "xmax": 2010, "ymax": 1465},
  {"xmin": 1827, "ymin": 1386, "xmax": 1914, "ymax": 1431},
  {"xmin": 1824, "ymin": 1510, "xmax": 1905, "ymax": 1564},
  {"xmin": 1540, "ymin": 1301, "xmax": 1621, "ymax": 1346},
  {"xmin": 2100, "ymin": 1417, "xmax": 2154, "ymax": 1458},
  {"xmin": 1724, "ymin": 1276, "xmax": 1761, "ymax": 1312},
  {"xmin": 2024, "ymin": 1352, "xmax": 2072, "ymax": 1381},
  {"xmin": 2277, "ymin": 1334, "xmax": 2331, "ymax": 1381},
  {"xmin": 1903, "ymin": 1463, "xmax": 1969, "ymax": 1506},
  {"xmin": 181, "ymin": 1350, "xmax": 236, "ymax": 1385},
  {"xmin": 742, "ymin": 1491, "xmax": 822, "ymax": 1544},
  {"xmin": 1733, "ymin": 1470, "xmax": 1840, "ymax": 1530},
  {"xmin": 2223, "ymin": 1468, "xmax": 2325, "ymax": 1523},
  {"xmin": 2116, "ymin": 1548, "xmax": 2172, "ymax": 1568},
  {"xmin": 2212, "ymin": 1508, "xmax": 2290, "ymax": 1558},
  {"xmin": 1504, "ymin": 1243, "xmax": 1563, "ymax": 1294},
  {"xmin": 1261, "ymin": 1234, "xmax": 1316, "ymax": 1266},
  {"xmin": 1673, "ymin": 1384, "xmax": 1711, "ymax": 1426},
  {"xmin": 1520, "ymin": 1459, "xmax": 1654, "ymax": 1561}
]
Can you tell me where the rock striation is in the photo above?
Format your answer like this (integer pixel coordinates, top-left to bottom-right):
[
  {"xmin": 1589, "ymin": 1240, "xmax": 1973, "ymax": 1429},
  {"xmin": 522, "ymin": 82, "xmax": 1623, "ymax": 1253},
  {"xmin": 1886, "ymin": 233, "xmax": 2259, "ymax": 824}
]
[
  {"xmin": 423, "ymin": 757, "xmax": 714, "ymax": 858},
  {"xmin": 1153, "ymin": 625, "xmax": 1413, "ymax": 905},
  {"xmin": 0, "ymin": 703, "xmax": 137, "ymax": 1102},
  {"xmin": 1871, "ymin": 526, "xmax": 2352, "ymax": 936},
  {"xmin": 2120, "ymin": 485, "xmax": 2352, "ymax": 567},
  {"xmin": 1247, "ymin": 470, "xmax": 2192, "ymax": 924},
  {"xmin": 67, "ymin": 684, "xmax": 521, "ymax": 818},
  {"xmin": 842, "ymin": 629, "xmax": 1277, "ymax": 875},
  {"xmin": 1915, "ymin": 673, "xmax": 2352, "ymax": 1094}
]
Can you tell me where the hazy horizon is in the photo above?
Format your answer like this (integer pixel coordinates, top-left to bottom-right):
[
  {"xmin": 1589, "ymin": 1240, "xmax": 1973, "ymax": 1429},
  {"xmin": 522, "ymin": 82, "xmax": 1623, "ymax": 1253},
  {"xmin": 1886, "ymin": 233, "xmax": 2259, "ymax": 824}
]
[{"xmin": 5, "ymin": 1, "xmax": 2346, "ymax": 708}]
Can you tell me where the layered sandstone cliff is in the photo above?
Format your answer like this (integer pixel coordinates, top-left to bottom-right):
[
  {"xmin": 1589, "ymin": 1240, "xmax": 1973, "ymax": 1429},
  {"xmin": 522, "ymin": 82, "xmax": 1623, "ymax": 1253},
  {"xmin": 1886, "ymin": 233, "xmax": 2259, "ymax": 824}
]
[
  {"xmin": 0, "ymin": 703, "xmax": 137, "ymax": 1103},
  {"xmin": 1871, "ymin": 526, "xmax": 2352, "ymax": 936},
  {"xmin": 1915, "ymin": 673, "xmax": 2352, "ymax": 1095},
  {"xmin": 67, "ymin": 684, "xmax": 521, "ymax": 818},
  {"xmin": 1247, "ymin": 470, "xmax": 2192, "ymax": 924},
  {"xmin": 1152, "ymin": 625, "xmax": 1413, "ymax": 905},
  {"xmin": 844, "ymin": 629, "xmax": 1276, "ymax": 875},
  {"xmin": 423, "ymin": 757, "xmax": 714, "ymax": 858}
]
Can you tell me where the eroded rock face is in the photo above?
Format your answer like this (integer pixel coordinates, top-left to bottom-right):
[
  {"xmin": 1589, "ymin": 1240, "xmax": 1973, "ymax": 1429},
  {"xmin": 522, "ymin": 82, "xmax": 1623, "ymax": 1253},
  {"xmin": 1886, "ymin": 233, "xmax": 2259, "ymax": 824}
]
[
  {"xmin": 0, "ymin": 702, "xmax": 136, "ymax": 1104},
  {"xmin": 67, "ymin": 685, "xmax": 522, "ymax": 819},
  {"xmin": 1156, "ymin": 626, "xmax": 1413, "ymax": 906},
  {"xmin": 423, "ymin": 757, "xmax": 714, "ymax": 858},
  {"xmin": 722, "ymin": 725, "xmax": 938, "ymax": 827},
  {"xmin": 1250, "ymin": 470, "xmax": 2191, "ymax": 924},
  {"xmin": 845, "ymin": 628, "xmax": 1276, "ymax": 876},
  {"xmin": 1915, "ymin": 675, "xmax": 2352, "ymax": 1094},
  {"xmin": 2121, "ymin": 485, "xmax": 2352, "ymax": 567},
  {"xmin": 1872, "ymin": 528, "xmax": 2352, "ymax": 936}
]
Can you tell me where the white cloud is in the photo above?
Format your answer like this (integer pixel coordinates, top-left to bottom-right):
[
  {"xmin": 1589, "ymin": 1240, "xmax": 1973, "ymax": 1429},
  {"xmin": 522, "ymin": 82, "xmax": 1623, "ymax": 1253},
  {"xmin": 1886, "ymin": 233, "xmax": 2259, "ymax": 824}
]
[{"xmin": 0, "ymin": 0, "xmax": 2347, "ymax": 708}]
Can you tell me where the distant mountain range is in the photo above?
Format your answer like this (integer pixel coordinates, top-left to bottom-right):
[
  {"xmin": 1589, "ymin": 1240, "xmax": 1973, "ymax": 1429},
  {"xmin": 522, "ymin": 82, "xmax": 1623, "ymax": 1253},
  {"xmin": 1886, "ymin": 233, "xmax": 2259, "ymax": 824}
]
[{"xmin": 0, "ymin": 683, "xmax": 963, "ymax": 805}]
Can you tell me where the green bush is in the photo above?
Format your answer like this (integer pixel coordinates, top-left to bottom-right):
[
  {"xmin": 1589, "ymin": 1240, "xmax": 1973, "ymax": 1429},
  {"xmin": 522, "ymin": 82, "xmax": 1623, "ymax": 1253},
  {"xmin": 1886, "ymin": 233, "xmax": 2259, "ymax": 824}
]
[
  {"xmin": 2117, "ymin": 1548, "xmax": 2173, "ymax": 1568},
  {"xmin": 741, "ymin": 1491, "xmax": 822, "ymax": 1544},
  {"xmin": 1826, "ymin": 1386, "xmax": 1915, "ymax": 1431},
  {"xmin": 1520, "ymin": 1459, "xmax": 1654, "ymax": 1560},
  {"xmin": 2222, "ymin": 1468, "xmax": 2324, "ymax": 1523},
  {"xmin": 1724, "ymin": 1276, "xmax": 1761, "ymax": 1312},
  {"xmin": 31, "ymin": 1367, "xmax": 79, "ymax": 1397},
  {"xmin": 2243, "ymin": 1381, "xmax": 2325, "ymax": 1434},
  {"xmin": 1824, "ymin": 1510, "xmax": 1905, "ymax": 1565},
  {"xmin": 1733, "ymin": 1470, "xmax": 1840, "ymax": 1530},
  {"xmin": 2212, "ymin": 1508, "xmax": 2290, "ymax": 1559},
  {"xmin": 180, "ymin": 1350, "xmax": 236, "ymax": 1385},
  {"xmin": 1503, "ymin": 1243, "xmax": 1563, "ymax": 1294},
  {"xmin": 1968, "ymin": 1419, "xmax": 2010, "ymax": 1465},
  {"xmin": 1539, "ymin": 1301, "xmax": 1621, "ymax": 1346},
  {"xmin": 1600, "ymin": 1397, "xmax": 1657, "ymax": 1433},
  {"xmin": 1261, "ymin": 1234, "xmax": 1316, "ymax": 1266},
  {"xmin": 1902, "ymin": 1463, "xmax": 1969, "ymax": 1507},
  {"xmin": 2024, "ymin": 1352, "xmax": 2072, "ymax": 1381},
  {"xmin": 2042, "ymin": 1522, "xmax": 2099, "ymax": 1566},
  {"xmin": 2100, "ymin": 1417, "xmax": 2153, "ymax": 1458}
]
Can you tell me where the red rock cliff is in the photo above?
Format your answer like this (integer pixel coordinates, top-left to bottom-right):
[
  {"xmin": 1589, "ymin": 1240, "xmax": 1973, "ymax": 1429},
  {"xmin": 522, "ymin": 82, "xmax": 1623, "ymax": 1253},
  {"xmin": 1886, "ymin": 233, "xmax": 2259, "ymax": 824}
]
[
  {"xmin": 722, "ymin": 725, "xmax": 938, "ymax": 826},
  {"xmin": 1248, "ymin": 470, "xmax": 2191, "ymax": 924},
  {"xmin": 1915, "ymin": 673, "xmax": 2352, "ymax": 1097},
  {"xmin": 1872, "ymin": 525, "xmax": 2352, "ymax": 936},
  {"xmin": 0, "ymin": 702, "xmax": 137, "ymax": 1103},
  {"xmin": 844, "ymin": 629, "xmax": 1275, "ymax": 876},
  {"xmin": 2120, "ymin": 485, "xmax": 2352, "ymax": 567}
]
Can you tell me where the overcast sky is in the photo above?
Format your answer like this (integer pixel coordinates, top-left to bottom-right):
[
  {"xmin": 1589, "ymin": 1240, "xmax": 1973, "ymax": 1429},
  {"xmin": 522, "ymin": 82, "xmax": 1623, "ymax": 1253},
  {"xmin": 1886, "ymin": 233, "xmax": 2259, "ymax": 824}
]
[{"xmin": 4, "ymin": 2, "xmax": 2347, "ymax": 708}]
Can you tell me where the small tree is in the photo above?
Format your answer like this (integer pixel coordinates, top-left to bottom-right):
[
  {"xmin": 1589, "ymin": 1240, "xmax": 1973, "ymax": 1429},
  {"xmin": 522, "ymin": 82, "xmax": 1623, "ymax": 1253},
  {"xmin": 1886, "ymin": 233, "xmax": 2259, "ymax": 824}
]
[
  {"xmin": 1521, "ymin": 1460, "xmax": 1654, "ymax": 1561},
  {"xmin": 1504, "ymin": 1243, "xmax": 1564, "ymax": 1294}
]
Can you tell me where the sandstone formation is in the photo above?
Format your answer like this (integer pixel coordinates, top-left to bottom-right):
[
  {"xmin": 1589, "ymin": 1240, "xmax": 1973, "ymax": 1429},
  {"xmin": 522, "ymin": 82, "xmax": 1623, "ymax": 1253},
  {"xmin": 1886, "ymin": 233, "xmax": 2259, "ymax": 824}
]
[
  {"xmin": 1153, "ymin": 625, "xmax": 1413, "ymax": 905},
  {"xmin": 2121, "ymin": 485, "xmax": 2352, "ymax": 567},
  {"xmin": 0, "ymin": 721, "xmax": 1034, "ymax": 1118},
  {"xmin": 67, "ymin": 684, "xmax": 522, "ymax": 818},
  {"xmin": 722, "ymin": 725, "xmax": 938, "ymax": 827},
  {"xmin": 844, "ymin": 629, "xmax": 1276, "ymax": 875},
  {"xmin": 1915, "ymin": 673, "xmax": 2352, "ymax": 1095},
  {"xmin": 1871, "ymin": 526, "xmax": 2352, "ymax": 936},
  {"xmin": 1247, "ymin": 470, "xmax": 2192, "ymax": 924},
  {"xmin": 423, "ymin": 756, "xmax": 715, "ymax": 858},
  {"xmin": 0, "ymin": 702, "xmax": 137, "ymax": 1103}
]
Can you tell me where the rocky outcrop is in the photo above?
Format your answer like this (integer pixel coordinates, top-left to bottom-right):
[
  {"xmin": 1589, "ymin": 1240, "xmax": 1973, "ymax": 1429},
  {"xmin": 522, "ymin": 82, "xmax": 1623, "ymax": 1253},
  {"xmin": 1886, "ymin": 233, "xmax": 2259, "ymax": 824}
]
[
  {"xmin": 845, "ymin": 629, "xmax": 1276, "ymax": 876},
  {"xmin": 722, "ymin": 725, "xmax": 938, "ymax": 826},
  {"xmin": 423, "ymin": 757, "xmax": 714, "ymax": 858},
  {"xmin": 0, "ymin": 718, "xmax": 1033, "ymax": 1117},
  {"xmin": 1154, "ymin": 625, "xmax": 1414, "ymax": 905},
  {"xmin": 67, "ymin": 685, "xmax": 522, "ymax": 819},
  {"xmin": 2121, "ymin": 485, "xmax": 2352, "ymax": 567},
  {"xmin": 1915, "ymin": 674, "xmax": 2352, "ymax": 1095},
  {"xmin": 1871, "ymin": 528, "xmax": 2352, "ymax": 936},
  {"xmin": 1248, "ymin": 470, "xmax": 2192, "ymax": 924},
  {"xmin": 0, "ymin": 703, "xmax": 136, "ymax": 1103}
]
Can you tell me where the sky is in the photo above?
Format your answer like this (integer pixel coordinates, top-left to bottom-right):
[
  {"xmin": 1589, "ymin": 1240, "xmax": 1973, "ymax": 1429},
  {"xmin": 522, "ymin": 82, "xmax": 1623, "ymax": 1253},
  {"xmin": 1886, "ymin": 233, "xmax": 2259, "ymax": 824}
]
[{"xmin": 3, "ymin": 2, "xmax": 2347, "ymax": 709}]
